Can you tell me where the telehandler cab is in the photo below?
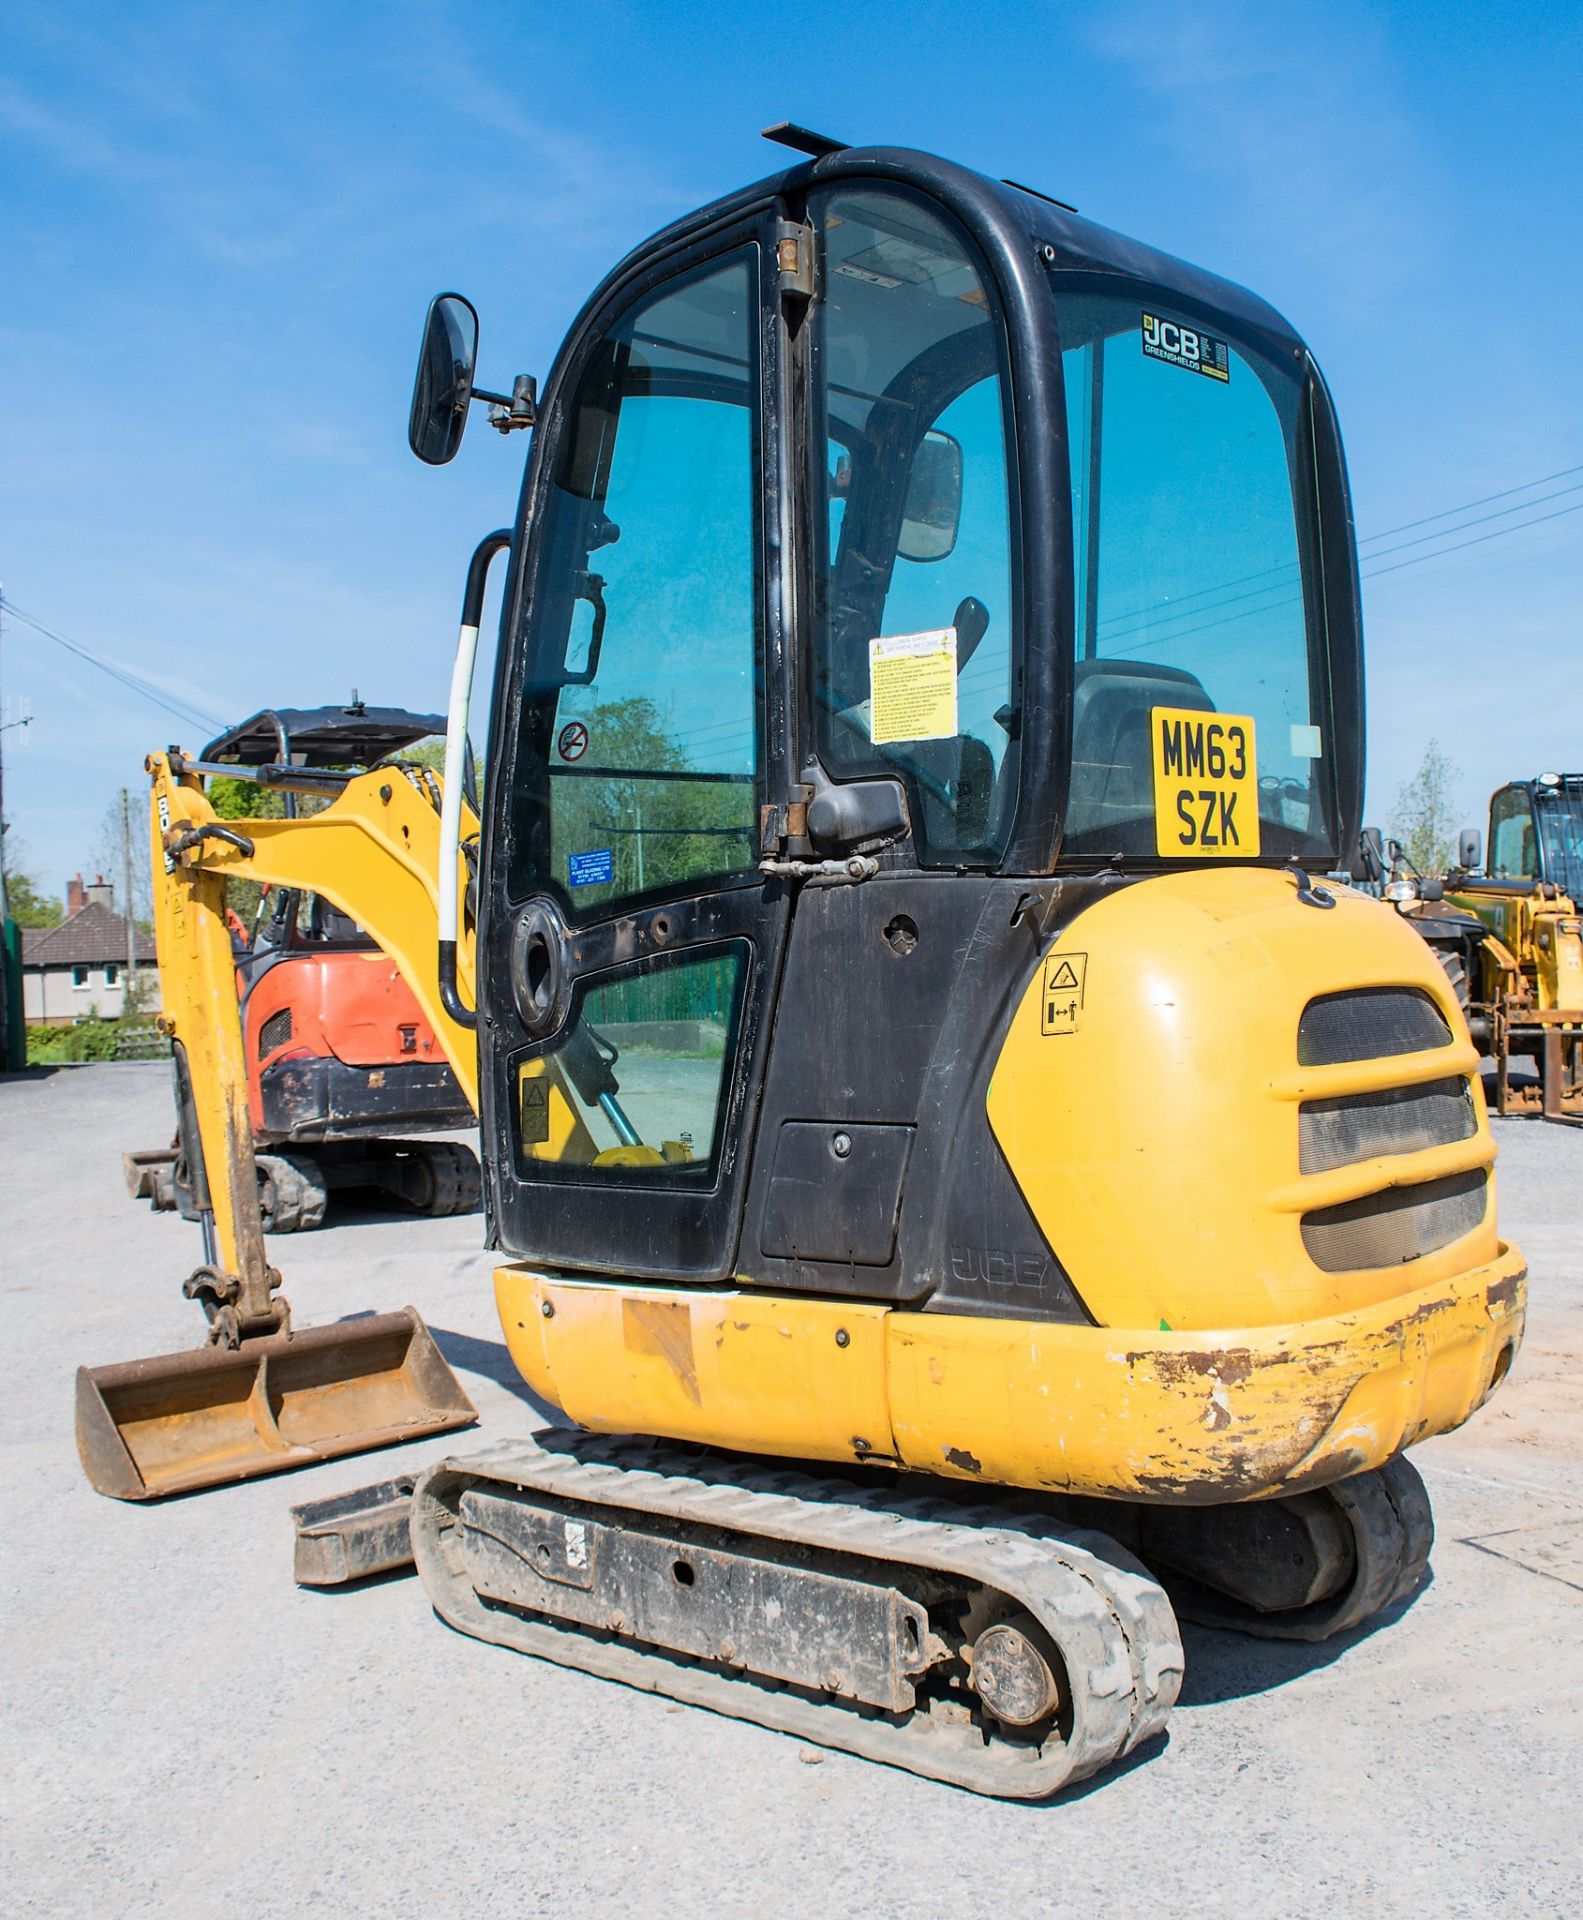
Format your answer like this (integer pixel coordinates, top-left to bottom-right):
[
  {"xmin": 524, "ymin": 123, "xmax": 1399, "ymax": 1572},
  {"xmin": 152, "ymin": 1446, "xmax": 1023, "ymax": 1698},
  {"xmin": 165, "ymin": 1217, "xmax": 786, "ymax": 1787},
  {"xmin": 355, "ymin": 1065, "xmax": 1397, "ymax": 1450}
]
[
  {"xmin": 1448, "ymin": 773, "xmax": 1583, "ymax": 1120},
  {"xmin": 81, "ymin": 127, "xmax": 1526, "ymax": 1797}
]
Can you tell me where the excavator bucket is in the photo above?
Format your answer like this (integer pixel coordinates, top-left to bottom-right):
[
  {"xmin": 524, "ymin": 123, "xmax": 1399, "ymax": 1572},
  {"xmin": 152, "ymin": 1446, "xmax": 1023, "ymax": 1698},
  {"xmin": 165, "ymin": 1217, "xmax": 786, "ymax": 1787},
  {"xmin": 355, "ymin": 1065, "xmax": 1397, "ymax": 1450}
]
[{"xmin": 75, "ymin": 1306, "xmax": 476, "ymax": 1501}]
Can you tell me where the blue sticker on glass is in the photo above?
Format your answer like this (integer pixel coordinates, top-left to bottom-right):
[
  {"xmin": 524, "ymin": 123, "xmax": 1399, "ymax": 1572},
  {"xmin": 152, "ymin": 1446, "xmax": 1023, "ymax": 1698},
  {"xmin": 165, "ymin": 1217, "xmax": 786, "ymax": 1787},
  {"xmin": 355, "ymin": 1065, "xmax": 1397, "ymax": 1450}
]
[{"xmin": 568, "ymin": 849, "xmax": 614, "ymax": 888}]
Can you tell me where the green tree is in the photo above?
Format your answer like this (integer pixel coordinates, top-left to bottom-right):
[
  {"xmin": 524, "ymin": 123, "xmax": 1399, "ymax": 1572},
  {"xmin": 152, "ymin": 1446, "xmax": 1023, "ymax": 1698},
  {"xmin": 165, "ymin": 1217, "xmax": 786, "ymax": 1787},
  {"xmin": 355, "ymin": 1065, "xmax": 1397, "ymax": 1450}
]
[
  {"xmin": 0, "ymin": 823, "xmax": 62, "ymax": 926},
  {"xmin": 4, "ymin": 868, "xmax": 62, "ymax": 928},
  {"xmin": 1392, "ymin": 739, "xmax": 1460, "ymax": 877},
  {"xmin": 550, "ymin": 697, "xmax": 755, "ymax": 902}
]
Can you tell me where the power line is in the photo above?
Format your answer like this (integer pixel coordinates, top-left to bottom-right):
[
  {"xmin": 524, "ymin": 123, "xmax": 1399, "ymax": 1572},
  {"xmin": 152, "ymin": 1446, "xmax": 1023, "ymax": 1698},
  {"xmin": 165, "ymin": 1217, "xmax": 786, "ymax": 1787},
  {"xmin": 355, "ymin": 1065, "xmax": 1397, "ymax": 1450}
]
[
  {"xmin": 1359, "ymin": 480, "xmax": 1583, "ymax": 565},
  {"xmin": 1358, "ymin": 460, "xmax": 1583, "ymax": 545},
  {"xmin": 1108, "ymin": 493, "xmax": 1583, "ymax": 661},
  {"xmin": 0, "ymin": 596, "xmax": 227, "ymax": 734},
  {"xmin": 1364, "ymin": 497, "xmax": 1583, "ymax": 581},
  {"xmin": 1092, "ymin": 458, "xmax": 1583, "ymax": 642}
]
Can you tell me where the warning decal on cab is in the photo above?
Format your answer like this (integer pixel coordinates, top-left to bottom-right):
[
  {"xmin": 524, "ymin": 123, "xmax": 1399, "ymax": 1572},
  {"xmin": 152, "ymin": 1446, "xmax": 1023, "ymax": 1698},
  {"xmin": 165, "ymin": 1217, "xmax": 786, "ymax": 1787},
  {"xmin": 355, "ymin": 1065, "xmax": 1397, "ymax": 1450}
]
[
  {"xmin": 1150, "ymin": 707, "xmax": 1261, "ymax": 859},
  {"xmin": 1040, "ymin": 952, "xmax": 1087, "ymax": 1036}
]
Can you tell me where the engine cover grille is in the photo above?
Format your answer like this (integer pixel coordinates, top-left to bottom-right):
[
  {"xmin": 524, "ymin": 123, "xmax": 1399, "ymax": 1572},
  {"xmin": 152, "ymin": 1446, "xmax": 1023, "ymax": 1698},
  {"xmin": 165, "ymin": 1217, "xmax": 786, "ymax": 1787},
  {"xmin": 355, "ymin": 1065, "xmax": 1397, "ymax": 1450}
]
[
  {"xmin": 1301, "ymin": 1170, "xmax": 1488, "ymax": 1272},
  {"xmin": 1297, "ymin": 988, "xmax": 1451, "ymax": 1066},
  {"xmin": 1296, "ymin": 988, "xmax": 1485, "ymax": 1273},
  {"xmin": 259, "ymin": 1007, "xmax": 294, "ymax": 1059},
  {"xmin": 1299, "ymin": 1076, "xmax": 1476, "ymax": 1175}
]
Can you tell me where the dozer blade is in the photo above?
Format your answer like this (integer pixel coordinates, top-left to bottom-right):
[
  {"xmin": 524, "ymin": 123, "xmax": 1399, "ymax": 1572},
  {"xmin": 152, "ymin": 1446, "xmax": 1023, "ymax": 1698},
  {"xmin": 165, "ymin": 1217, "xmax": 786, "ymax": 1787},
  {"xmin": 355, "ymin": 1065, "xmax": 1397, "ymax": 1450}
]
[
  {"xmin": 122, "ymin": 1146, "xmax": 177, "ymax": 1199},
  {"xmin": 75, "ymin": 1306, "xmax": 477, "ymax": 1501}
]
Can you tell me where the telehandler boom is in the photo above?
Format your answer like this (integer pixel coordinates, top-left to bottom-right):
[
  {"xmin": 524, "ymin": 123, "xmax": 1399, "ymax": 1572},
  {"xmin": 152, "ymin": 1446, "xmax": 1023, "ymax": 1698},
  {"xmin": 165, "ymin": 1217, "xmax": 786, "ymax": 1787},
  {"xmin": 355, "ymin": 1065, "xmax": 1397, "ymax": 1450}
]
[{"xmin": 84, "ymin": 129, "xmax": 1527, "ymax": 1796}]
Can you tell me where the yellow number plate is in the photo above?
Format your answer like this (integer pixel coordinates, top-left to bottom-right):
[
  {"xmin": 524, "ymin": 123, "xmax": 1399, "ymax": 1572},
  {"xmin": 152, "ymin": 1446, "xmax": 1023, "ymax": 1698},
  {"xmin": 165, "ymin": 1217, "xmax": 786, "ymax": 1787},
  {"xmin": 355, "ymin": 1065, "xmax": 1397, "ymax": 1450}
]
[{"xmin": 1150, "ymin": 706, "xmax": 1260, "ymax": 858}]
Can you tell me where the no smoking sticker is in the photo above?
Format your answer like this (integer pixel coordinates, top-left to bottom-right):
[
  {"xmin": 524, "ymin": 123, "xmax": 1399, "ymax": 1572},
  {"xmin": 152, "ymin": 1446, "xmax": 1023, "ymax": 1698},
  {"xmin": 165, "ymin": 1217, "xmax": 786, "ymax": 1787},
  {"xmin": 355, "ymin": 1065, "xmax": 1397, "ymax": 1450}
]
[
  {"xmin": 1041, "ymin": 952, "xmax": 1087, "ymax": 1036},
  {"xmin": 557, "ymin": 721, "xmax": 590, "ymax": 762}
]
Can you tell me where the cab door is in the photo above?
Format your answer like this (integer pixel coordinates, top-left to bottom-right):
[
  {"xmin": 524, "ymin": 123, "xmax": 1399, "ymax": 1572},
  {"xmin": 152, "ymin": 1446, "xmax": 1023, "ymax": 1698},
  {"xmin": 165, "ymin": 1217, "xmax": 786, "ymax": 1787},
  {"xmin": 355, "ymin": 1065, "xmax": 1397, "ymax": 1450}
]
[{"xmin": 479, "ymin": 223, "xmax": 792, "ymax": 1281}]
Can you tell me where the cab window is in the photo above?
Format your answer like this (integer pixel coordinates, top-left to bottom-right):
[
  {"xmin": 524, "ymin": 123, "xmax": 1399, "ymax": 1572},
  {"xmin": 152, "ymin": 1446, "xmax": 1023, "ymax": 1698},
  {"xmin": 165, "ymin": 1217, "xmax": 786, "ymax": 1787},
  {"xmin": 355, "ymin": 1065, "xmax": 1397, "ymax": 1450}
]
[
  {"xmin": 1490, "ymin": 788, "xmax": 1536, "ymax": 879},
  {"xmin": 1053, "ymin": 281, "xmax": 1333, "ymax": 861},
  {"xmin": 506, "ymin": 251, "xmax": 762, "ymax": 917},
  {"xmin": 809, "ymin": 187, "xmax": 1018, "ymax": 866}
]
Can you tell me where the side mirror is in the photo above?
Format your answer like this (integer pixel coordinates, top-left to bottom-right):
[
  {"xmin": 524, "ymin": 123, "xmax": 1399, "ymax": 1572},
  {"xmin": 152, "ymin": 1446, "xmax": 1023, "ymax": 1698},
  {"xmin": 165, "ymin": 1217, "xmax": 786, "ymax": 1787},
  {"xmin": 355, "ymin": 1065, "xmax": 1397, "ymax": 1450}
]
[
  {"xmin": 897, "ymin": 430, "xmax": 963, "ymax": 562},
  {"xmin": 1458, "ymin": 827, "xmax": 1482, "ymax": 872},
  {"xmin": 1419, "ymin": 878, "xmax": 1445, "ymax": 902},
  {"xmin": 1352, "ymin": 825, "xmax": 1385, "ymax": 884},
  {"xmin": 409, "ymin": 293, "xmax": 479, "ymax": 466}
]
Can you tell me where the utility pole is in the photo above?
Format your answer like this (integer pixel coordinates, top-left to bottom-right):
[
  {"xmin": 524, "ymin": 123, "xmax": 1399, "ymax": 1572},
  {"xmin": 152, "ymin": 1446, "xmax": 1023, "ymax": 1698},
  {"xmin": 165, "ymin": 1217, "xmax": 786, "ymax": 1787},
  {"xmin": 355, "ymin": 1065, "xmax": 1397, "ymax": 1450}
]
[{"xmin": 121, "ymin": 787, "xmax": 137, "ymax": 1016}]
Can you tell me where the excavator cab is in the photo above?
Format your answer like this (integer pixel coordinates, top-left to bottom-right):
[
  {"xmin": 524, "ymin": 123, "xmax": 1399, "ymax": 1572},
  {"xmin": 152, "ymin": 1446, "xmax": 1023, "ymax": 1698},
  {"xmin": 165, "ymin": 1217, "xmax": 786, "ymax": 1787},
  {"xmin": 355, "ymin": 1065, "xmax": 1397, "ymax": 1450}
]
[{"xmin": 460, "ymin": 155, "xmax": 1375, "ymax": 1306}]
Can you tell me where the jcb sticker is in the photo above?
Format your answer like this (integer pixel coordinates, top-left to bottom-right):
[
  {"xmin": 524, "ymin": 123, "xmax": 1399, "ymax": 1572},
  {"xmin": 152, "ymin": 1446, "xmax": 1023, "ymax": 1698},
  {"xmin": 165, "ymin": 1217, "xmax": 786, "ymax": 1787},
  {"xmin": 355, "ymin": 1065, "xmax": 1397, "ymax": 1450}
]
[
  {"xmin": 1151, "ymin": 707, "xmax": 1261, "ymax": 859},
  {"xmin": 1041, "ymin": 952, "xmax": 1087, "ymax": 1036},
  {"xmin": 1142, "ymin": 311, "xmax": 1230, "ymax": 382}
]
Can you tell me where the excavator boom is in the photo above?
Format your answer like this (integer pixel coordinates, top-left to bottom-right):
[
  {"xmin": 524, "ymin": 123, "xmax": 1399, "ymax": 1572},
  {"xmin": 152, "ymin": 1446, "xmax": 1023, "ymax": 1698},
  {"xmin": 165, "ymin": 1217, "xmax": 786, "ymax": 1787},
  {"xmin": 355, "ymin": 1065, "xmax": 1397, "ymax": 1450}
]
[{"xmin": 75, "ymin": 750, "xmax": 480, "ymax": 1498}]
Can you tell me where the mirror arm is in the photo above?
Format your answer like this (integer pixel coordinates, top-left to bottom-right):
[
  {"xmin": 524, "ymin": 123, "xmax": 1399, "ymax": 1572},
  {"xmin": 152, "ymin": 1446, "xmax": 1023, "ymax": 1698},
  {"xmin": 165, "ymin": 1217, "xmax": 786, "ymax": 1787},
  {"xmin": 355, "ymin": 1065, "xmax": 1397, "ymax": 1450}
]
[{"xmin": 472, "ymin": 373, "xmax": 538, "ymax": 433}]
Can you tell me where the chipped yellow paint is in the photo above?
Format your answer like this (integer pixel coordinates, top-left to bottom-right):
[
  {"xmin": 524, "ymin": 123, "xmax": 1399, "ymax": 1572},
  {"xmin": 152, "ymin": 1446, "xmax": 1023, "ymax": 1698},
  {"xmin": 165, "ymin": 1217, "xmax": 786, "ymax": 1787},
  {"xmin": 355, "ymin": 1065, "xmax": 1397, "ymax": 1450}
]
[{"xmin": 493, "ymin": 1243, "xmax": 1525, "ymax": 1503}]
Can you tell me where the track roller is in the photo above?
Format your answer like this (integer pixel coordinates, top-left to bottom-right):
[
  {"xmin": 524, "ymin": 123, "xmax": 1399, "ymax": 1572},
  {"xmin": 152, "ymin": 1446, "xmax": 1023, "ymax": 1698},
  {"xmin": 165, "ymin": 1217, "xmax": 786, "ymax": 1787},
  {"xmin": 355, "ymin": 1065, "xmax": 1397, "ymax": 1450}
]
[{"xmin": 412, "ymin": 1434, "xmax": 1183, "ymax": 1799}]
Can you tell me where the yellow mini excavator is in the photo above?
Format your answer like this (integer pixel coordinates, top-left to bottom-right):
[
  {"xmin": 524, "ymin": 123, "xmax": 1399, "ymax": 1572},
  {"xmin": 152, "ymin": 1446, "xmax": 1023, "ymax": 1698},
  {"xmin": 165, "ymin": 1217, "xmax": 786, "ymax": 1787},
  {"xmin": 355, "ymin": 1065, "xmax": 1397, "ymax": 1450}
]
[{"xmin": 79, "ymin": 126, "xmax": 1527, "ymax": 1798}]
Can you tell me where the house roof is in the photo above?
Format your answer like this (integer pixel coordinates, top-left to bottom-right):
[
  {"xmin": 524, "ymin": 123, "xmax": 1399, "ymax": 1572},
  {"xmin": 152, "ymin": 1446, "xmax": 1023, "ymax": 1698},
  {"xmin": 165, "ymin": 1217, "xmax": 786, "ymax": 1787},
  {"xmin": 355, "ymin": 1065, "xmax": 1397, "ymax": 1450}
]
[{"xmin": 22, "ymin": 901, "xmax": 157, "ymax": 969}]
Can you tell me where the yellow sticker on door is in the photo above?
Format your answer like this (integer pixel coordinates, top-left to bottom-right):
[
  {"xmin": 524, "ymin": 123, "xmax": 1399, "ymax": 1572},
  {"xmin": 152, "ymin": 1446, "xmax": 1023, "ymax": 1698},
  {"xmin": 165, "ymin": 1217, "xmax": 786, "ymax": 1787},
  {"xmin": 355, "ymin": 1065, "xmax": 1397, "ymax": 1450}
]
[
  {"xmin": 1150, "ymin": 707, "xmax": 1261, "ymax": 858},
  {"xmin": 869, "ymin": 628, "xmax": 958, "ymax": 744}
]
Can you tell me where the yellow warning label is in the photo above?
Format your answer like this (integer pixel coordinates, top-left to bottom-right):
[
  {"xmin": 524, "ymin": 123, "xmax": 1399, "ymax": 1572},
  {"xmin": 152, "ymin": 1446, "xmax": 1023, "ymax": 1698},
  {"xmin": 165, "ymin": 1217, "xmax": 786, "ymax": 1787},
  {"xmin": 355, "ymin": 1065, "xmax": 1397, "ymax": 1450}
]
[
  {"xmin": 520, "ymin": 1072, "xmax": 550, "ymax": 1145},
  {"xmin": 1150, "ymin": 706, "xmax": 1261, "ymax": 859},
  {"xmin": 868, "ymin": 627, "xmax": 958, "ymax": 745},
  {"xmin": 1041, "ymin": 951, "xmax": 1087, "ymax": 1035}
]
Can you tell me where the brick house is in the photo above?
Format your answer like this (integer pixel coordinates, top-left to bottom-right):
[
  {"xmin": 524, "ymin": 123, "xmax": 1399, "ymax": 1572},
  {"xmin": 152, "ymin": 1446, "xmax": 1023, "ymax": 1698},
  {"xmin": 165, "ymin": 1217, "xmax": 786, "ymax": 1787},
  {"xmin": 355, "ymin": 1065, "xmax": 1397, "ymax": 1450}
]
[{"xmin": 21, "ymin": 875, "xmax": 159, "ymax": 1024}]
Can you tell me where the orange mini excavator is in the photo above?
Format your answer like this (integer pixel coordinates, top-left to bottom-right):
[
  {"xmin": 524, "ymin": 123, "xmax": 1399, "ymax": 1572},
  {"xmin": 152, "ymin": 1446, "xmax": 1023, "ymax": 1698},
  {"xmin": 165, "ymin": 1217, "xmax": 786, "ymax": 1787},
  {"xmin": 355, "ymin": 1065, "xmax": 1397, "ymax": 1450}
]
[{"xmin": 124, "ymin": 703, "xmax": 480, "ymax": 1230}]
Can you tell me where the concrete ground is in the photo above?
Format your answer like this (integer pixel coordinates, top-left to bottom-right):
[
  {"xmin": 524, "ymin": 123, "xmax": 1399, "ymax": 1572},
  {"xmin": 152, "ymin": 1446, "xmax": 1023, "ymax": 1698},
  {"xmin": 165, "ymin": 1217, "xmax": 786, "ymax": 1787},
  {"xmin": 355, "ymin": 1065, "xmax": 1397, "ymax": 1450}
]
[{"xmin": 2, "ymin": 1062, "xmax": 1579, "ymax": 1920}]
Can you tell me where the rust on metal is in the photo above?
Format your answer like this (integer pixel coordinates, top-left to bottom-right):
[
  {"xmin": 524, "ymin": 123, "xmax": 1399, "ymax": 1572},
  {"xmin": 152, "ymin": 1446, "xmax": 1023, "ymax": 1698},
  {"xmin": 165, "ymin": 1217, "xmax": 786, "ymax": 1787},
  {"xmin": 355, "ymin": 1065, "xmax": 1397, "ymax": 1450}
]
[{"xmin": 75, "ymin": 1306, "xmax": 476, "ymax": 1501}]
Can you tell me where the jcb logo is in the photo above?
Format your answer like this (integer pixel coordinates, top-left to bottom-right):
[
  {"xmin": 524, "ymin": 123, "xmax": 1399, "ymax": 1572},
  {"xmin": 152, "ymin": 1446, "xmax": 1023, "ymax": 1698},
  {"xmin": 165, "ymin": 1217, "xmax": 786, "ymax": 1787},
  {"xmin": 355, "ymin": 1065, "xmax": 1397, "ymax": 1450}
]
[
  {"xmin": 1149, "ymin": 706, "xmax": 1262, "ymax": 860},
  {"xmin": 1143, "ymin": 313, "xmax": 1201, "ymax": 363},
  {"xmin": 1142, "ymin": 310, "xmax": 1230, "ymax": 381}
]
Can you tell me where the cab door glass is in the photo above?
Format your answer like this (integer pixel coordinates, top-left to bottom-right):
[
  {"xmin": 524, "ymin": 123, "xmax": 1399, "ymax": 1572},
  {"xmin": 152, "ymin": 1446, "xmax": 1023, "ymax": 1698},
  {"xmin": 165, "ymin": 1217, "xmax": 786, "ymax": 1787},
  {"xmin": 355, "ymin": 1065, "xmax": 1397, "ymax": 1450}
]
[
  {"xmin": 507, "ymin": 251, "xmax": 762, "ymax": 914},
  {"xmin": 810, "ymin": 188, "xmax": 1018, "ymax": 865},
  {"xmin": 515, "ymin": 945, "xmax": 746, "ymax": 1184},
  {"xmin": 1490, "ymin": 788, "xmax": 1536, "ymax": 879}
]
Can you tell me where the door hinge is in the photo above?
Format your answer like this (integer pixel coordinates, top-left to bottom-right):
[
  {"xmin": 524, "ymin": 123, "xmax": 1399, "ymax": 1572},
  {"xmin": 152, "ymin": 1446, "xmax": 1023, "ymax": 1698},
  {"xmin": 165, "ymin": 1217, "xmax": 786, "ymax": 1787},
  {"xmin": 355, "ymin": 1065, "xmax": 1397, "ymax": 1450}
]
[
  {"xmin": 776, "ymin": 220, "xmax": 815, "ymax": 301},
  {"xmin": 760, "ymin": 789, "xmax": 812, "ymax": 857}
]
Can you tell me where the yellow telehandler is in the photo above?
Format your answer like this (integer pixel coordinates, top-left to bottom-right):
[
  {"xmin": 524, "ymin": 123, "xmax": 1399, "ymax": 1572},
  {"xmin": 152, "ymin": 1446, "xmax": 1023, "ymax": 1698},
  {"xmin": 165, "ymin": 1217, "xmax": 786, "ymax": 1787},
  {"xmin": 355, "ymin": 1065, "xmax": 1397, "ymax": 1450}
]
[
  {"xmin": 78, "ymin": 126, "xmax": 1526, "ymax": 1798},
  {"xmin": 1447, "ymin": 775, "xmax": 1583, "ymax": 1121}
]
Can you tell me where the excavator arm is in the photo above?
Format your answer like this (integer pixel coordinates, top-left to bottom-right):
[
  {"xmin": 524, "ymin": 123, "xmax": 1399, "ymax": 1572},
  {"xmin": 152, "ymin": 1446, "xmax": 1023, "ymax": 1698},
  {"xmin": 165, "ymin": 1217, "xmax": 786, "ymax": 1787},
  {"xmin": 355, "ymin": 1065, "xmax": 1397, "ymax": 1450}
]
[{"xmin": 73, "ymin": 751, "xmax": 480, "ymax": 1500}]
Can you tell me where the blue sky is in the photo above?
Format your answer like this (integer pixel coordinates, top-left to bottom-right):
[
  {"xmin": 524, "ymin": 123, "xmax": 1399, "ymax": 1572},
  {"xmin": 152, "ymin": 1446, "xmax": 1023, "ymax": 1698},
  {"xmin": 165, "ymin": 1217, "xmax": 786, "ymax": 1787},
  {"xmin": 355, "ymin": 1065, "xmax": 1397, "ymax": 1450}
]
[{"xmin": 2, "ymin": 0, "xmax": 1579, "ymax": 893}]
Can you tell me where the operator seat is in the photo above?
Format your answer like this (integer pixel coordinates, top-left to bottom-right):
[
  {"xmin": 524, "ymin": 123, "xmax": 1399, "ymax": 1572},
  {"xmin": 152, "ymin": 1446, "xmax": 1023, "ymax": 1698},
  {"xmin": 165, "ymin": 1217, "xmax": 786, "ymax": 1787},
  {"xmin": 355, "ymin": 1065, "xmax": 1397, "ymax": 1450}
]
[{"xmin": 1070, "ymin": 658, "xmax": 1215, "ymax": 832}]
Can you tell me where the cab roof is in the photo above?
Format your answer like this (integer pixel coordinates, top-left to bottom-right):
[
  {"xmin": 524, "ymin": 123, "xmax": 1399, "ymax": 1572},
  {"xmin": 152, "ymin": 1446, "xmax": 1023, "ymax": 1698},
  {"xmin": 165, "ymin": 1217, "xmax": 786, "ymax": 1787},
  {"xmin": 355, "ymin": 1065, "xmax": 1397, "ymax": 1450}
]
[
  {"xmin": 602, "ymin": 140, "xmax": 1307, "ymax": 363},
  {"xmin": 202, "ymin": 703, "xmax": 444, "ymax": 768}
]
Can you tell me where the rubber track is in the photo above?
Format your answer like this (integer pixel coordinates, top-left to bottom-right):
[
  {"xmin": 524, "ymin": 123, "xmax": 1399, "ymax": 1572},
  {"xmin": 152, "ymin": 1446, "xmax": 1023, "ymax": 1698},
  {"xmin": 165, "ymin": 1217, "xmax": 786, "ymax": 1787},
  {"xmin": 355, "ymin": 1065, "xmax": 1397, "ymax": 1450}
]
[
  {"xmin": 415, "ymin": 1141, "xmax": 482, "ymax": 1217},
  {"xmin": 1172, "ymin": 1456, "xmax": 1435, "ymax": 1643},
  {"xmin": 256, "ymin": 1152, "xmax": 328, "ymax": 1233},
  {"xmin": 412, "ymin": 1434, "xmax": 1183, "ymax": 1798}
]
